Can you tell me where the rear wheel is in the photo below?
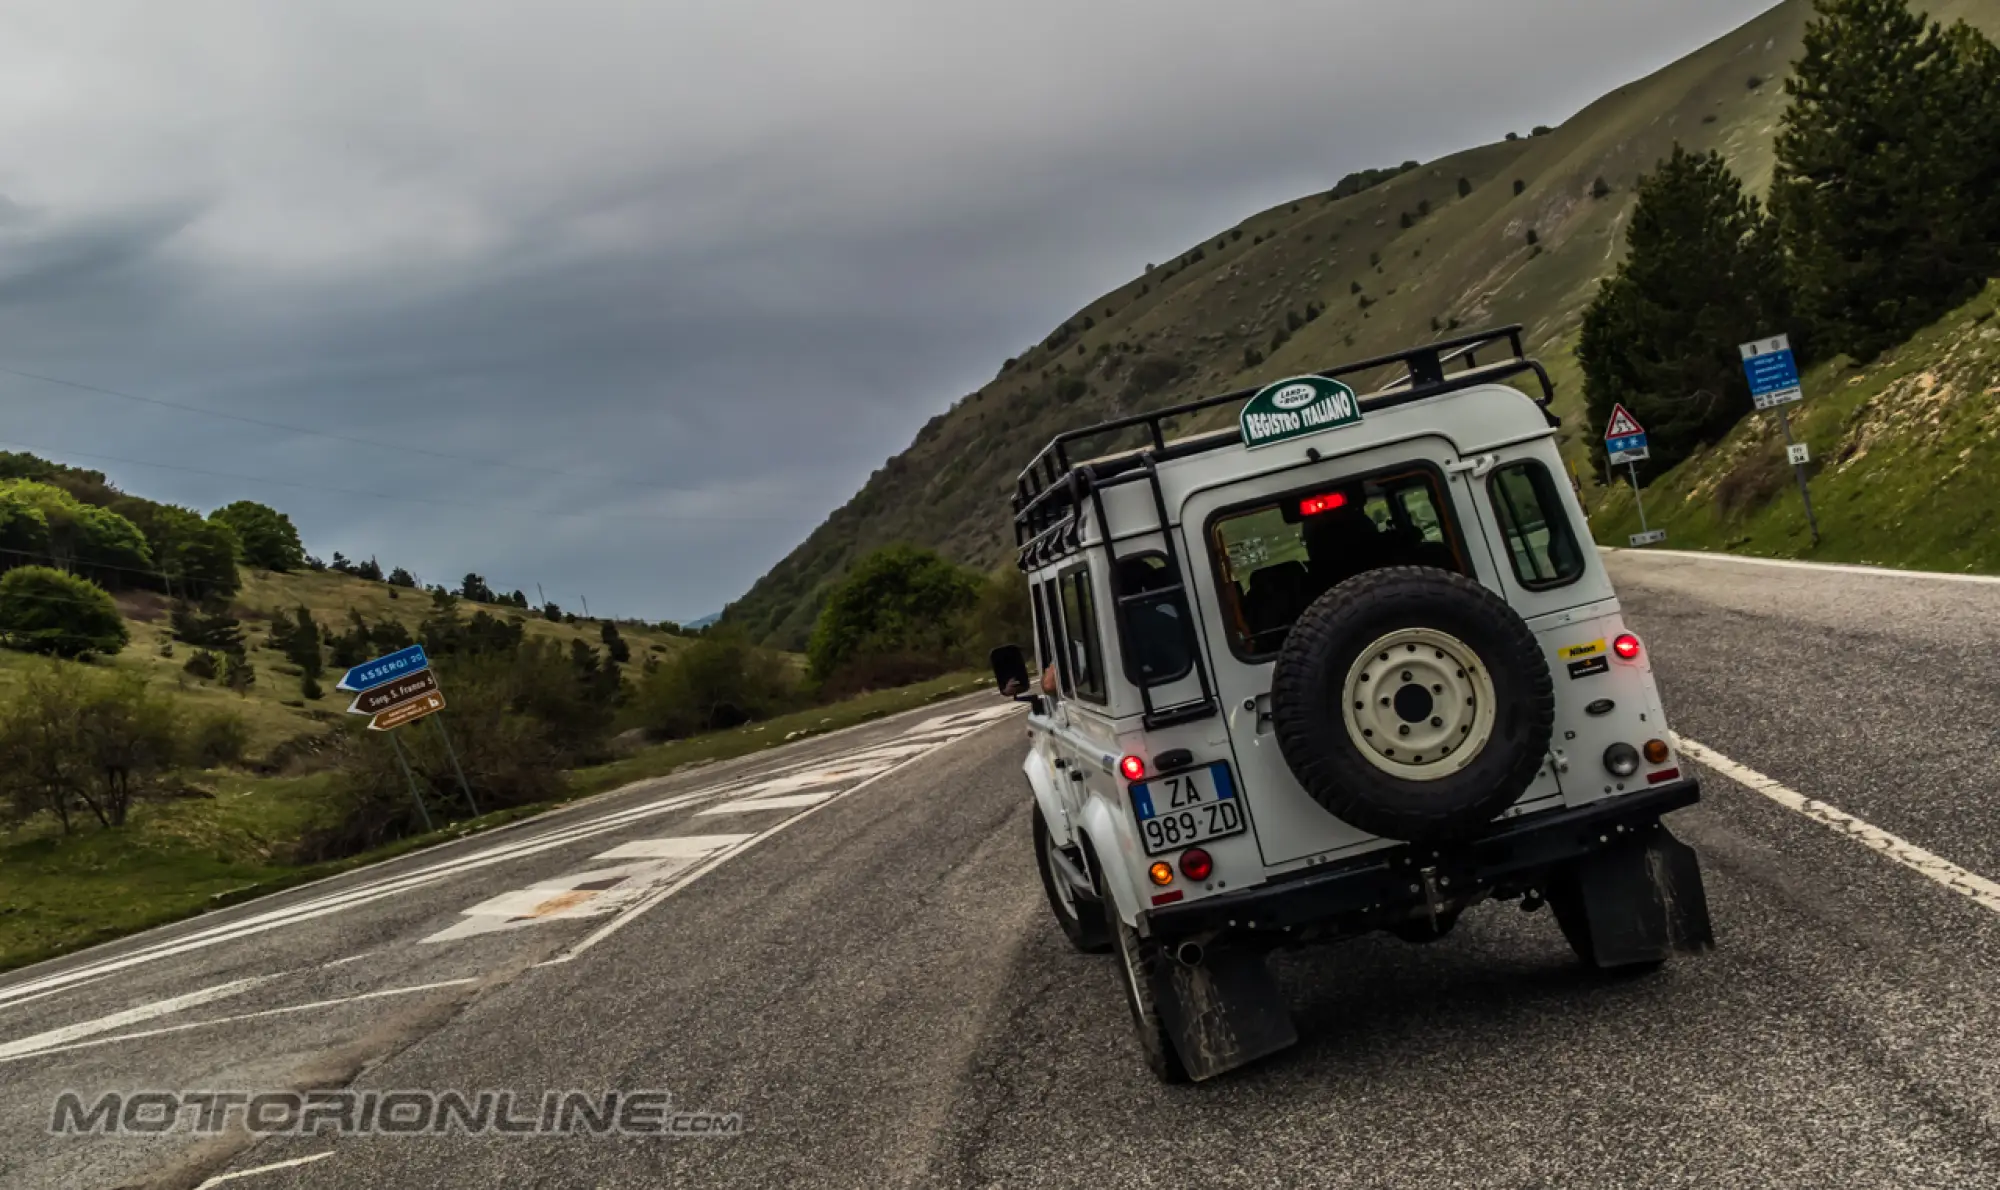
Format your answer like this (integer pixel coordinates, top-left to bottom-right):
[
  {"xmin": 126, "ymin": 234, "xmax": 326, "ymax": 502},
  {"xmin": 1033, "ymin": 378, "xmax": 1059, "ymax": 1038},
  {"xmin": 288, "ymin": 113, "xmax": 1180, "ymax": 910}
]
[
  {"xmin": 1107, "ymin": 899, "xmax": 1188, "ymax": 1084},
  {"xmin": 1033, "ymin": 805, "xmax": 1109, "ymax": 953}
]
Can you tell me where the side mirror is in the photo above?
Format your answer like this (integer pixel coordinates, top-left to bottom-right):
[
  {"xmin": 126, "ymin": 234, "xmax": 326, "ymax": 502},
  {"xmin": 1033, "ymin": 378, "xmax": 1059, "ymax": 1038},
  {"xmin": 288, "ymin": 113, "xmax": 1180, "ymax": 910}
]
[{"xmin": 990, "ymin": 644, "xmax": 1030, "ymax": 697}]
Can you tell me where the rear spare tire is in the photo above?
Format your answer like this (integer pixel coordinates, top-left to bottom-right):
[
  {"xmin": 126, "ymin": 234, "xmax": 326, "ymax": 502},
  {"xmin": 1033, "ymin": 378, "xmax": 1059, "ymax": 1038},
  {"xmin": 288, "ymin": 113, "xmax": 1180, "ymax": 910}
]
[{"xmin": 1270, "ymin": 566, "xmax": 1554, "ymax": 842}]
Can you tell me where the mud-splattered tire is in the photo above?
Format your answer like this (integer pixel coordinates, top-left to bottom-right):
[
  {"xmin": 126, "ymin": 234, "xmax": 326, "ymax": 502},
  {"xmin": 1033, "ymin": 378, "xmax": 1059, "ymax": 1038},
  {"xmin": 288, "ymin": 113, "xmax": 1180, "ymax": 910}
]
[
  {"xmin": 1033, "ymin": 805, "xmax": 1109, "ymax": 954},
  {"xmin": 1271, "ymin": 566, "xmax": 1555, "ymax": 843},
  {"xmin": 1106, "ymin": 899, "xmax": 1188, "ymax": 1084}
]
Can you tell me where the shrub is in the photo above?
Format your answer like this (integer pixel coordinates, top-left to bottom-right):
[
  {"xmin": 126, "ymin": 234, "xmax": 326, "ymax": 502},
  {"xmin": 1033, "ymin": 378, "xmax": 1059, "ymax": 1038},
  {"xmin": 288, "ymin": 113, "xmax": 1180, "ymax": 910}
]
[
  {"xmin": 635, "ymin": 633, "xmax": 797, "ymax": 738},
  {"xmin": 0, "ymin": 566, "xmax": 127, "ymax": 657},
  {"xmin": 1514, "ymin": 179, "xmax": 1526, "ymax": 196},
  {"xmin": 0, "ymin": 663, "xmax": 180, "ymax": 830},
  {"xmin": 222, "ymin": 651, "xmax": 256, "ymax": 695},
  {"xmin": 1286, "ymin": 309, "xmax": 1304, "ymax": 332},
  {"xmin": 1400, "ymin": 212, "xmax": 1414, "ymax": 229},
  {"xmin": 184, "ymin": 650, "xmax": 221, "ymax": 680},
  {"xmin": 188, "ymin": 711, "xmax": 249, "ymax": 768},
  {"xmin": 1457, "ymin": 177, "xmax": 1473, "ymax": 198},
  {"xmin": 1592, "ymin": 176, "xmax": 1612, "ymax": 199},
  {"xmin": 807, "ymin": 545, "xmax": 980, "ymax": 681},
  {"xmin": 1525, "ymin": 228, "xmax": 1539, "ymax": 246},
  {"xmin": 1747, "ymin": 75, "xmax": 1764, "ymax": 89},
  {"xmin": 1532, "ymin": 125, "xmax": 1553, "ymax": 136},
  {"xmin": 1243, "ymin": 345, "xmax": 1265, "ymax": 369}
]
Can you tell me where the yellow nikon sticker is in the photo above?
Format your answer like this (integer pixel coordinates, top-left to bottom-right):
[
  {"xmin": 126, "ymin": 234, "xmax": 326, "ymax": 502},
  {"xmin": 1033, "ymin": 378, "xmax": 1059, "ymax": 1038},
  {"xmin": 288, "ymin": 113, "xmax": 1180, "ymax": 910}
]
[{"xmin": 1559, "ymin": 639, "xmax": 1606, "ymax": 661}]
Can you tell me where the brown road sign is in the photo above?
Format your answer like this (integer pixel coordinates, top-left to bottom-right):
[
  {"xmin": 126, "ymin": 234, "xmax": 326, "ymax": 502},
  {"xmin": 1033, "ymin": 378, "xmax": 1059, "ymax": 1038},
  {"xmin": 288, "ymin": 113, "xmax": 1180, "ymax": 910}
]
[
  {"xmin": 347, "ymin": 667, "xmax": 440, "ymax": 717},
  {"xmin": 369, "ymin": 690, "xmax": 446, "ymax": 732}
]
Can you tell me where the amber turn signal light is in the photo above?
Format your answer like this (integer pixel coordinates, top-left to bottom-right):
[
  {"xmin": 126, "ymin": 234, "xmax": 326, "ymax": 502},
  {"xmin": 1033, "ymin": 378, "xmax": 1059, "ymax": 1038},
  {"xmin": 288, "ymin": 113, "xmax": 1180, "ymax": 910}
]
[
  {"xmin": 1643, "ymin": 738, "xmax": 1671, "ymax": 764},
  {"xmin": 1148, "ymin": 861, "xmax": 1175, "ymax": 886}
]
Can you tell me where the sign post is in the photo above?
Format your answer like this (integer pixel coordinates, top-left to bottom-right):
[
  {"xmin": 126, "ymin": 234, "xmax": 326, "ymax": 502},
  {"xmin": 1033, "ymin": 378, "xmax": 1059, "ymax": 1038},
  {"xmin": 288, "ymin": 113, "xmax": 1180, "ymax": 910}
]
[
  {"xmin": 1604, "ymin": 404, "xmax": 1665, "ymax": 546},
  {"xmin": 1741, "ymin": 335, "xmax": 1819, "ymax": 545},
  {"xmin": 340, "ymin": 644, "xmax": 472, "ymax": 826}
]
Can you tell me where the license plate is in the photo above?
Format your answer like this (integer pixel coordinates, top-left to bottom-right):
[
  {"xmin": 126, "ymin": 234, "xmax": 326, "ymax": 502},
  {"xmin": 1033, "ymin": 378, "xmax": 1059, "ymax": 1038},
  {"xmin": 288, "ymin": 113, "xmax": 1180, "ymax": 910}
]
[{"xmin": 1129, "ymin": 763, "xmax": 1246, "ymax": 856}]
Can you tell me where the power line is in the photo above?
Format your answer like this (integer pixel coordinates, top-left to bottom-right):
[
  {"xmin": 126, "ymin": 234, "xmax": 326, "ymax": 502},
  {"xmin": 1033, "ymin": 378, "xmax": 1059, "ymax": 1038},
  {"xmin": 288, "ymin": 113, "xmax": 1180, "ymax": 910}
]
[
  {"xmin": 0, "ymin": 438, "xmax": 793, "ymax": 524},
  {"xmin": 0, "ymin": 363, "xmax": 707, "ymax": 496}
]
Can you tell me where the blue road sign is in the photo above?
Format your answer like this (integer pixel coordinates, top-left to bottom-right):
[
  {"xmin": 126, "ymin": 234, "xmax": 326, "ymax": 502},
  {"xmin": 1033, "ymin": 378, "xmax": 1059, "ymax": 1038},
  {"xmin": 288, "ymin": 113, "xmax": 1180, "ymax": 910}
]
[
  {"xmin": 1740, "ymin": 334, "xmax": 1803, "ymax": 410},
  {"xmin": 338, "ymin": 644, "xmax": 430, "ymax": 694}
]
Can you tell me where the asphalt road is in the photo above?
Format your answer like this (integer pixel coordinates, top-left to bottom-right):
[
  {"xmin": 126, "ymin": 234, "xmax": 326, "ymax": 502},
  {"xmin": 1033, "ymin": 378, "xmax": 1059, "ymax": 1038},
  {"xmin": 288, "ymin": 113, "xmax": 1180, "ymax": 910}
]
[{"xmin": 7, "ymin": 551, "xmax": 2000, "ymax": 1189}]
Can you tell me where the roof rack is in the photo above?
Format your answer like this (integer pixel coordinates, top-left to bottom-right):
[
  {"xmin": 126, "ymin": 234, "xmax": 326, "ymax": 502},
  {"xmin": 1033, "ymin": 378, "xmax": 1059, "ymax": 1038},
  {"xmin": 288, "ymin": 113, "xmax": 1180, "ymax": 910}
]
[{"xmin": 1008, "ymin": 327, "xmax": 1555, "ymax": 726}]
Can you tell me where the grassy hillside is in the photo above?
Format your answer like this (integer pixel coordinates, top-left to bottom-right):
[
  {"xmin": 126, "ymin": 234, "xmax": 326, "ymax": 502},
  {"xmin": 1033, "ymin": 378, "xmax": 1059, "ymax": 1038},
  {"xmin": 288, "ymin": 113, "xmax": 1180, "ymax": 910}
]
[
  {"xmin": 0, "ymin": 568, "xmax": 694, "ymax": 759},
  {"xmin": 726, "ymin": 0, "xmax": 2000, "ymax": 648},
  {"xmin": 1587, "ymin": 281, "xmax": 2000, "ymax": 569}
]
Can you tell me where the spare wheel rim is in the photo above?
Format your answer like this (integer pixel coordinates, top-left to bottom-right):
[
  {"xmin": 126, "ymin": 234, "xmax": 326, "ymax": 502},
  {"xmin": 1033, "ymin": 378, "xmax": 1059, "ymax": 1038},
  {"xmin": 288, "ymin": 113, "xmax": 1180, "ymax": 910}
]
[{"xmin": 1339, "ymin": 626, "xmax": 1499, "ymax": 782}]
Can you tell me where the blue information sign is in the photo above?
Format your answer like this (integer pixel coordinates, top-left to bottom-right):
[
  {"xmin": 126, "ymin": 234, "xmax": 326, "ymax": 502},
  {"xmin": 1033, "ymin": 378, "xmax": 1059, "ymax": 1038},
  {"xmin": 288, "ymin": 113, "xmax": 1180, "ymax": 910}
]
[
  {"xmin": 337, "ymin": 644, "xmax": 430, "ymax": 694},
  {"xmin": 1740, "ymin": 334, "xmax": 1803, "ymax": 410}
]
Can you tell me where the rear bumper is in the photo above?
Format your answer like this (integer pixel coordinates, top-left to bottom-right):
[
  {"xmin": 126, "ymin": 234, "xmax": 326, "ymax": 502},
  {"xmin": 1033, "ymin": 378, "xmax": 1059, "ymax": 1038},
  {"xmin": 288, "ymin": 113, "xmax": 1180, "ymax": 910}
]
[{"xmin": 1141, "ymin": 780, "xmax": 1701, "ymax": 942}]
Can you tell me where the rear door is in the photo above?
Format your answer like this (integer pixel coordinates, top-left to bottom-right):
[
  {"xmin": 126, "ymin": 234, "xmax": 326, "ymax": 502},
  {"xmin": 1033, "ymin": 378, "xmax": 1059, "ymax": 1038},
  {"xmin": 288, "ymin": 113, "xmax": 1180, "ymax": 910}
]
[{"xmin": 1178, "ymin": 436, "xmax": 1564, "ymax": 869}]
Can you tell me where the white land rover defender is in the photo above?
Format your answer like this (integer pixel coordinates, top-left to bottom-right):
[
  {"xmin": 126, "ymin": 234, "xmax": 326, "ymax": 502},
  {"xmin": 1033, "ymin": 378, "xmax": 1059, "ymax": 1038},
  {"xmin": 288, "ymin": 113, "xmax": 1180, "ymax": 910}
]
[{"xmin": 990, "ymin": 327, "xmax": 1713, "ymax": 1083}]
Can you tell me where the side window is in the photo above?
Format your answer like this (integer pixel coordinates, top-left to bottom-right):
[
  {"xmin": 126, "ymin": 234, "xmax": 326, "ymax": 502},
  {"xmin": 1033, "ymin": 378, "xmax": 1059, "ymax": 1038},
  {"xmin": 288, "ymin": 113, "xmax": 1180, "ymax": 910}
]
[
  {"xmin": 1115, "ymin": 553, "xmax": 1195, "ymax": 687},
  {"xmin": 1488, "ymin": 461, "xmax": 1584, "ymax": 589},
  {"xmin": 1030, "ymin": 581, "xmax": 1056, "ymax": 676},
  {"xmin": 1040, "ymin": 579, "xmax": 1071, "ymax": 693},
  {"xmin": 1058, "ymin": 565, "xmax": 1107, "ymax": 703}
]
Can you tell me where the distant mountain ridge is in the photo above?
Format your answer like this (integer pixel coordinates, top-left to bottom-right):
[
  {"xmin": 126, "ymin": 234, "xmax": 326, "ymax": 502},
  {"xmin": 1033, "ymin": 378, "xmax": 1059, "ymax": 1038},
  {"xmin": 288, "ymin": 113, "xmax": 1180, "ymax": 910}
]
[{"xmin": 722, "ymin": 0, "xmax": 2000, "ymax": 649}]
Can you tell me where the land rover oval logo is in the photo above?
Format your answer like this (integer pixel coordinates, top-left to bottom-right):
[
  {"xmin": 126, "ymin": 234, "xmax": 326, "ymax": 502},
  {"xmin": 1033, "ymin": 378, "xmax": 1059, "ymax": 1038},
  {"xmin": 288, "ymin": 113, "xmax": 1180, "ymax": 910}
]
[
  {"xmin": 1239, "ymin": 375, "xmax": 1363, "ymax": 450},
  {"xmin": 1269, "ymin": 383, "xmax": 1320, "ymax": 410}
]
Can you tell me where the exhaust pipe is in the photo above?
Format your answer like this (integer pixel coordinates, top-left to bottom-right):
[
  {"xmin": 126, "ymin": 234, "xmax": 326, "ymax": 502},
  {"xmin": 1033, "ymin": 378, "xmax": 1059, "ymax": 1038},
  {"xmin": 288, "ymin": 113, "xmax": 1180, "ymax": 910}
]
[{"xmin": 1175, "ymin": 941, "xmax": 1205, "ymax": 967}]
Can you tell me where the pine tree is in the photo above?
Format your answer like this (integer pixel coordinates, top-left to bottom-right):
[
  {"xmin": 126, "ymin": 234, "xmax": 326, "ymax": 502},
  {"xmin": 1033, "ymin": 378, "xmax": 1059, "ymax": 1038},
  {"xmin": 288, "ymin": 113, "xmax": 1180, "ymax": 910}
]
[
  {"xmin": 1579, "ymin": 145, "xmax": 1792, "ymax": 476},
  {"xmin": 1772, "ymin": 0, "xmax": 2000, "ymax": 358}
]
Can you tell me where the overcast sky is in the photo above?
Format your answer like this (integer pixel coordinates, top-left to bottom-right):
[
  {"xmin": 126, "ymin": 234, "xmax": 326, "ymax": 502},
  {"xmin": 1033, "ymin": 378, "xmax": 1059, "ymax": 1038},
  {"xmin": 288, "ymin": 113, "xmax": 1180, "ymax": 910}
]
[{"xmin": 0, "ymin": 0, "xmax": 1775, "ymax": 622}]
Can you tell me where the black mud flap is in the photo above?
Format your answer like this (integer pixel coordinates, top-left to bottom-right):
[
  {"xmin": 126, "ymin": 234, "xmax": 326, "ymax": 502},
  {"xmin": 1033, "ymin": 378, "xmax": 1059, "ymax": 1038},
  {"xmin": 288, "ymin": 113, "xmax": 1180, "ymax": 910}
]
[
  {"xmin": 1149, "ymin": 946, "xmax": 1298, "ymax": 1082},
  {"xmin": 1564, "ymin": 824, "xmax": 1715, "ymax": 968}
]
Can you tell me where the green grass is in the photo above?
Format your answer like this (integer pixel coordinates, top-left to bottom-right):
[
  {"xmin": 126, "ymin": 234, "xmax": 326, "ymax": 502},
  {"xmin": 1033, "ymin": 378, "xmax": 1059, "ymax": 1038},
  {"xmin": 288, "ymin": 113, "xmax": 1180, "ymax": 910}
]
[
  {"xmin": 724, "ymin": 0, "xmax": 2000, "ymax": 648},
  {"xmin": 1586, "ymin": 282, "xmax": 2000, "ymax": 573},
  {"xmin": 0, "ymin": 671, "xmax": 989, "ymax": 973}
]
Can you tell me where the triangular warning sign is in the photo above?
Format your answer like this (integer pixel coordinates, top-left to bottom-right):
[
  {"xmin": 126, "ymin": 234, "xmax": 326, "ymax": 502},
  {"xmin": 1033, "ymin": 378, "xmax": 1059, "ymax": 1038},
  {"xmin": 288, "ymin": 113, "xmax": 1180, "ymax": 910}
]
[{"xmin": 1603, "ymin": 403, "xmax": 1644, "ymax": 439}]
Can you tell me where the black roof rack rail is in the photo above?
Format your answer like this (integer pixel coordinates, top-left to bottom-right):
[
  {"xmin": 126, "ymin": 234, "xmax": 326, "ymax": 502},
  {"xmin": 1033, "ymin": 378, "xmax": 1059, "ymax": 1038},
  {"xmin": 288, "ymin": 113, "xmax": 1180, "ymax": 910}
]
[
  {"xmin": 1010, "ymin": 324, "xmax": 1555, "ymax": 565},
  {"xmin": 1007, "ymin": 327, "xmax": 1553, "ymax": 728}
]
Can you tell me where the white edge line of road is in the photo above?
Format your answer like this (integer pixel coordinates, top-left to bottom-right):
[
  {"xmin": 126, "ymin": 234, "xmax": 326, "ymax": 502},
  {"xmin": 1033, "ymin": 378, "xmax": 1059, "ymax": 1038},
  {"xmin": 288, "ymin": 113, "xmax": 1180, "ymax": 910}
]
[
  {"xmin": 543, "ymin": 707, "xmax": 1024, "ymax": 965},
  {"xmin": 1604, "ymin": 546, "xmax": 2000, "ymax": 586},
  {"xmin": 195, "ymin": 1150, "xmax": 336, "ymax": 1189},
  {"xmin": 0, "ymin": 977, "xmax": 481, "ymax": 1066},
  {"xmin": 1677, "ymin": 734, "xmax": 2000, "ymax": 914}
]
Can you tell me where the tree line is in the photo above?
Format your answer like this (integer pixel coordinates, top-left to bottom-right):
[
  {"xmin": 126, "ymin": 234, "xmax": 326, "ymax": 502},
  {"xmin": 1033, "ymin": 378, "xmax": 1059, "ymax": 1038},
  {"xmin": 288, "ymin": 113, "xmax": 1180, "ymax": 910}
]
[{"xmin": 1579, "ymin": 0, "xmax": 2000, "ymax": 479}]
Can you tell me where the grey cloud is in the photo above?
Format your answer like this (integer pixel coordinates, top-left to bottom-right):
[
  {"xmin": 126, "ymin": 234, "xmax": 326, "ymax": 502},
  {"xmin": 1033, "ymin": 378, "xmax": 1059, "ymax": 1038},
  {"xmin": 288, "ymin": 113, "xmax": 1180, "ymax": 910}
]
[{"xmin": 0, "ymin": 0, "xmax": 1775, "ymax": 620}]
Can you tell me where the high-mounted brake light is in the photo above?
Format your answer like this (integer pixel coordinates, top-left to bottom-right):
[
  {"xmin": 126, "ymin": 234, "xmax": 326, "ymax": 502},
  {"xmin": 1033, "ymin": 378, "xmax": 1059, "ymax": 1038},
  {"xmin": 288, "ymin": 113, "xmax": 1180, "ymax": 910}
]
[
  {"xmin": 1612, "ymin": 633, "xmax": 1642, "ymax": 661},
  {"xmin": 1179, "ymin": 848, "xmax": 1213, "ymax": 882},
  {"xmin": 1149, "ymin": 861, "xmax": 1175, "ymax": 886},
  {"xmin": 1299, "ymin": 491, "xmax": 1349, "ymax": 517},
  {"xmin": 1119, "ymin": 755, "xmax": 1146, "ymax": 781}
]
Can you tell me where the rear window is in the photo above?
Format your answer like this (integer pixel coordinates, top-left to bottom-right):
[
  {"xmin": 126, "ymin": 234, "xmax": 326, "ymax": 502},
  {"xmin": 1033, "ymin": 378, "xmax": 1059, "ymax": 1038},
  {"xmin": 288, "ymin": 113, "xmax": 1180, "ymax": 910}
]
[
  {"xmin": 1208, "ymin": 466, "xmax": 1465, "ymax": 658},
  {"xmin": 1488, "ymin": 461, "xmax": 1584, "ymax": 589}
]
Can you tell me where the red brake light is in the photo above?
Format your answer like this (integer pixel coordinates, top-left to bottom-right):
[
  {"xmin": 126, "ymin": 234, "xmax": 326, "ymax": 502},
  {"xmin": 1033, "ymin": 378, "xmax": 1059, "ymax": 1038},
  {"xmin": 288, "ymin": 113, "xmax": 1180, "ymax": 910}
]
[
  {"xmin": 1299, "ymin": 491, "xmax": 1348, "ymax": 517},
  {"xmin": 1612, "ymin": 633, "xmax": 1642, "ymax": 661},
  {"xmin": 1179, "ymin": 848, "xmax": 1213, "ymax": 882},
  {"xmin": 1119, "ymin": 755, "xmax": 1146, "ymax": 781}
]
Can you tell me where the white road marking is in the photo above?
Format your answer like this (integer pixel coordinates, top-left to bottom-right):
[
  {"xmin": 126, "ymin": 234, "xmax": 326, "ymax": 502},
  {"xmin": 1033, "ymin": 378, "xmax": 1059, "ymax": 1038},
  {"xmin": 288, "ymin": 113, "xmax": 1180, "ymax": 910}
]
[
  {"xmin": 0, "ymin": 787, "xmax": 720, "ymax": 1009},
  {"xmin": 0, "ymin": 978, "xmax": 481, "ymax": 1065},
  {"xmin": 1678, "ymin": 735, "xmax": 2000, "ymax": 914},
  {"xmin": 698, "ymin": 792, "xmax": 837, "ymax": 815},
  {"xmin": 594, "ymin": 834, "xmax": 753, "ymax": 860},
  {"xmin": 196, "ymin": 1151, "xmax": 336, "ymax": 1188},
  {"xmin": 1608, "ymin": 547, "xmax": 2000, "ymax": 586},
  {"xmin": 423, "ymin": 835, "xmax": 754, "ymax": 942},
  {"xmin": 0, "ymin": 696, "xmax": 1015, "ymax": 1014},
  {"xmin": 0, "ymin": 976, "xmax": 274, "ymax": 1060},
  {"xmin": 544, "ymin": 712, "xmax": 1019, "ymax": 965}
]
